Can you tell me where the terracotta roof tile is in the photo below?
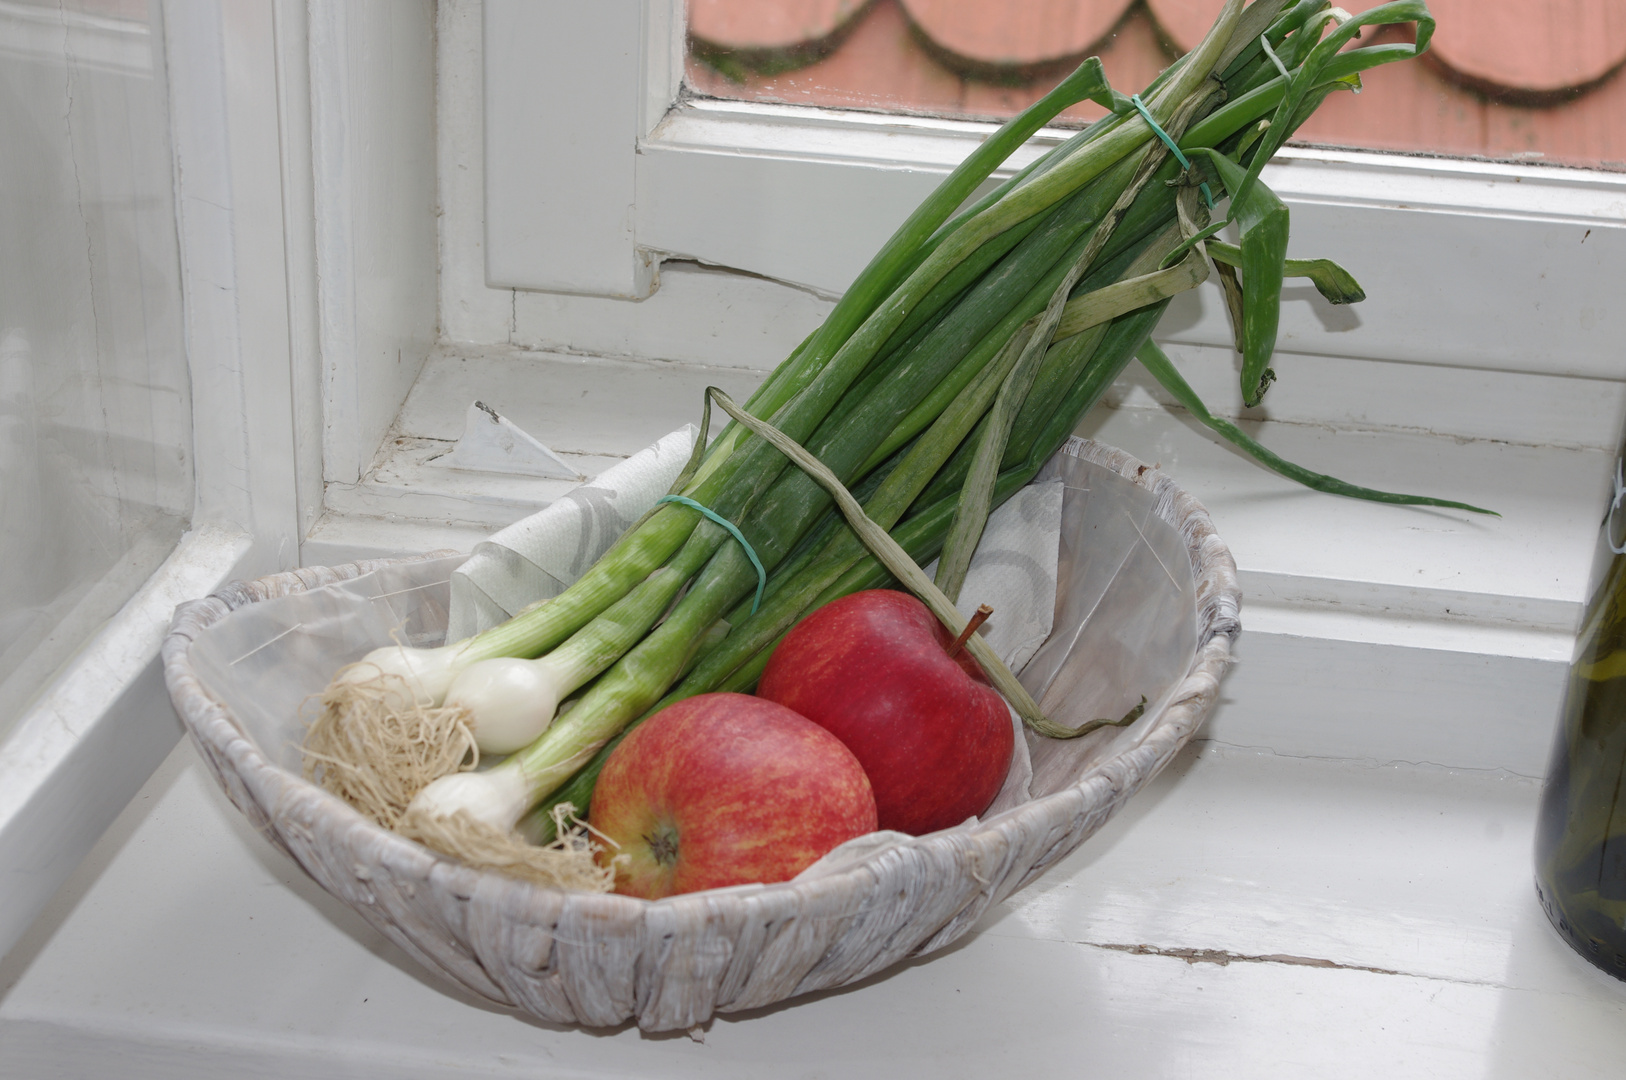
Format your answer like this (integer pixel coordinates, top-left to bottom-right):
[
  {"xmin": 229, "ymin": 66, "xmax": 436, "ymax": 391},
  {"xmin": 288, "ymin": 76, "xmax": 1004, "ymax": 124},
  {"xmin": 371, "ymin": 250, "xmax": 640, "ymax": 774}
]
[
  {"xmin": 957, "ymin": 9, "xmax": 1171, "ymax": 117},
  {"xmin": 1147, "ymin": 0, "xmax": 1626, "ymax": 96},
  {"xmin": 689, "ymin": 0, "xmax": 968, "ymax": 115},
  {"xmin": 1426, "ymin": 0, "xmax": 1626, "ymax": 98},
  {"xmin": 688, "ymin": 0, "xmax": 1165, "ymax": 122},
  {"xmin": 1144, "ymin": 0, "xmax": 1229, "ymax": 53},
  {"xmin": 689, "ymin": 0, "xmax": 870, "ymax": 52},
  {"xmin": 1293, "ymin": 24, "xmax": 1626, "ymax": 167},
  {"xmin": 1480, "ymin": 72, "xmax": 1626, "ymax": 166},
  {"xmin": 1293, "ymin": 26, "xmax": 1492, "ymax": 157},
  {"xmin": 896, "ymin": 0, "xmax": 1133, "ymax": 71},
  {"xmin": 687, "ymin": 0, "xmax": 1626, "ymax": 169}
]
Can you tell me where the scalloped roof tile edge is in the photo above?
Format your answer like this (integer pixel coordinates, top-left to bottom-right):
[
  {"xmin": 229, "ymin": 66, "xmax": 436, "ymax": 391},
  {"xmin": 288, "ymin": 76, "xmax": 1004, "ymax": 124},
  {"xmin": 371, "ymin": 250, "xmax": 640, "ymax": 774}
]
[{"xmin": 689, "ymin": 0, "xmax": 1626, "ymax": 98}]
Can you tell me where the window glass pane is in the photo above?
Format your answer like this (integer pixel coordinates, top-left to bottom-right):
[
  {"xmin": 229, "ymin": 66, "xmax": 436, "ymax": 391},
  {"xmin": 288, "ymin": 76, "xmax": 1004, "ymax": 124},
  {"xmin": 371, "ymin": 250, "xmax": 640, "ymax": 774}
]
[
  {"xmin": 0, "ymin": 0, "xmax": 192, "ymax": 735},
  {"xmin": 688, "ymin": 0, "xmax": 1626, "ymax": 170}
]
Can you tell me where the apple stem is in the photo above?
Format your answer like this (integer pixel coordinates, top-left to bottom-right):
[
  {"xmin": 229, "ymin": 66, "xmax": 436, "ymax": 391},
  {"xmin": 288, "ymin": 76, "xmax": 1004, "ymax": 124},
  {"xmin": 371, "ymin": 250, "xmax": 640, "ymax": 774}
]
[{"xmin": 946, "ymin": 604, "xmax": 994, "ymax": 659}]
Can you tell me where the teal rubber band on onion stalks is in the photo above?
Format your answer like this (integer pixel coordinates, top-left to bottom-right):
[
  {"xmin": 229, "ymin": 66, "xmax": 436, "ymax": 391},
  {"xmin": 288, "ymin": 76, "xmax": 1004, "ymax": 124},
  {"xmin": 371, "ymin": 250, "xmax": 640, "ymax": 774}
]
[
  {"xmin": 1131, "ymin": 93, "xmax": 1216, "ymax": 209},
  {"xmin": 655, "ymin": 494, "xmax": 768, "ymax": 614}
]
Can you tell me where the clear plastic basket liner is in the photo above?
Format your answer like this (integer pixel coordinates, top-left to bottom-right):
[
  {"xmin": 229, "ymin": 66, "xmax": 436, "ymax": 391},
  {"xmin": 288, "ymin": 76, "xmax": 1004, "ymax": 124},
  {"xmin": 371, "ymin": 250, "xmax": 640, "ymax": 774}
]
[
  {"xmin": 188, "ymin": 441, "xmax": 1196, "ymax": 804},
  {"xmin": 1017, "ymin": 442, "xmax": 1198, "ymax": 796}
]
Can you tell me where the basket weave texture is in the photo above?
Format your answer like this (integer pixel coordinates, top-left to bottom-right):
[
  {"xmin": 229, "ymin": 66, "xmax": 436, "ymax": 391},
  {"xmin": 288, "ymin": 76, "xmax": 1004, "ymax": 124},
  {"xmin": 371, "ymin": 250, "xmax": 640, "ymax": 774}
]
[{"xmin": 161, "ymin": 440, "xmax": 1239, "ymax": 1032}]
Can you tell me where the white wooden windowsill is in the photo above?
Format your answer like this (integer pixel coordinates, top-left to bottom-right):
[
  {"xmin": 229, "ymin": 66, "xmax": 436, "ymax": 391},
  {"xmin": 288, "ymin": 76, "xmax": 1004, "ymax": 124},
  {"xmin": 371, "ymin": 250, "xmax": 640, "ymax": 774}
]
[
  {"xmin": 0, "ymin": 527, "xmax": 254, "ymax": 959},
  {"xmin": 3, "ymin": 733, "xmax": 1622, "ymax": 1075}
]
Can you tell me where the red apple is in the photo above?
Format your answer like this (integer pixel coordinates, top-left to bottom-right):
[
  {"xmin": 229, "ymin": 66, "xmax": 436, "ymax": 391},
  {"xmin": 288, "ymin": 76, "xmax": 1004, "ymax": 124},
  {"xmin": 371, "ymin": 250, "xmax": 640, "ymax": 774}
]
[
  {"xmin": 590, "ymin": 692, "xmax": 877, "ymax": 899},
  {"xmin": 757, "ymin": 589, "xmax": 1013, "ymax": 836}
]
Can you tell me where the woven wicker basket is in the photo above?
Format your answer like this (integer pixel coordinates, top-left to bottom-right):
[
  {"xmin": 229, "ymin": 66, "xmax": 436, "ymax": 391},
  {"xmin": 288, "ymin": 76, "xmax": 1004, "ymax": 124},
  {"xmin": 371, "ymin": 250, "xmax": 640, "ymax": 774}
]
[{"xmin": 161, "ymin": 439, "xmax": 1239, "ymax": 1032}]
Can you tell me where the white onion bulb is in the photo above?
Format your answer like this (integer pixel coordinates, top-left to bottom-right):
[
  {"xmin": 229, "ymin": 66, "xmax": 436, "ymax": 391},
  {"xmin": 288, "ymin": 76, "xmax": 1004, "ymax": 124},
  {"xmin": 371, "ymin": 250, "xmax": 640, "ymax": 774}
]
[
  {"xmin": 406, "ymin": 765, "xmax": 532, "ymax": 833},
  {"xmin": 335, "ymin": 643, "xmax": 464, "ymax": 710},
  {"xmin": 444, "ymin": 656, "xmax": 571, "ymax": 754}
]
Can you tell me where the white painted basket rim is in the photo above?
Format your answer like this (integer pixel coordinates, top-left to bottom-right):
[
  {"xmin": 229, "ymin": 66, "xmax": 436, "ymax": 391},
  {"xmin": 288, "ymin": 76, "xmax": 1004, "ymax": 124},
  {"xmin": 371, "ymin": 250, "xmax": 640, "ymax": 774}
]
[{"xmin": 162, "ymin": 438, "xmax": 1240, "ymax": 1032}]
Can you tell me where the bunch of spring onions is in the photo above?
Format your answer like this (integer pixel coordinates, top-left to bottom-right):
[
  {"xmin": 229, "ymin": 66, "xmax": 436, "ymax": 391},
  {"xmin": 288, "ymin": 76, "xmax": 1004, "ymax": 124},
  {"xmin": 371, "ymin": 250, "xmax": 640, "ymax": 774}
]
[{"xmin": 306, "ymin": 0, "xmax": 1487, "ymax": 878}]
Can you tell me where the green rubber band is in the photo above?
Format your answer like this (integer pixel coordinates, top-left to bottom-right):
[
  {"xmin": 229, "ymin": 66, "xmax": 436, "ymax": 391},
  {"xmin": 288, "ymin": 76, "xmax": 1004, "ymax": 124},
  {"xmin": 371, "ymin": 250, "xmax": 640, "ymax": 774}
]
[
  {"xmin": 656, "ymin": 494, "xmax": 768, "ymax": 614},
  {"xmin": 1131, "ymin": 94, "xmax": 1216, "ymax": 210}
]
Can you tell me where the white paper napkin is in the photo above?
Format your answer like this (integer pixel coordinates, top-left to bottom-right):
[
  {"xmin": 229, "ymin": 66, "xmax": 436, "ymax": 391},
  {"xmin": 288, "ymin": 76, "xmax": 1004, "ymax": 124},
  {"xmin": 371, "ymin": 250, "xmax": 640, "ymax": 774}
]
[{"xmin": 446, "ymin": 426, "xmax": 699, "ymax": 641}]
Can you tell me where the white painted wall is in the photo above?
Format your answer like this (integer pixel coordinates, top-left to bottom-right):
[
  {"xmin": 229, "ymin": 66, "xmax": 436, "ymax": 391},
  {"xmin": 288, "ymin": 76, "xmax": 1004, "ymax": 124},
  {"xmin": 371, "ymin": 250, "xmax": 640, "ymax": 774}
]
[
  {"xmin": 271, "ymin": 0, "xmax": 325, "ymax": 543},
  {"xmin": 436, "ymin": 0, "xmax": 512, "ymax": 346},
  {"xmin": 310, "ymin": 0, "xmax": 439, "ymax": 488},
  {"xmin": 168, "ymin": 0, "xmax": 302, "ymax": 567}
]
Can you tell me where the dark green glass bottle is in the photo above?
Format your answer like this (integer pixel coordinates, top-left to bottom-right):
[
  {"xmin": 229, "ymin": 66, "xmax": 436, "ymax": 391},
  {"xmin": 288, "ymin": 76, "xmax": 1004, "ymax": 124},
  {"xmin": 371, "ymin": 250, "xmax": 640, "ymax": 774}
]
[{"xmin": 1534, "ymin": 461, "xmax": 1626, "ymax": 978}]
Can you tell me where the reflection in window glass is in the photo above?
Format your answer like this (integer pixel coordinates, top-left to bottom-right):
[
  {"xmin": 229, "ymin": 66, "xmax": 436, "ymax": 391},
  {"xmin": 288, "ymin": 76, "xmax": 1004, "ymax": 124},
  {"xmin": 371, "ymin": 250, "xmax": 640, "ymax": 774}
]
[
  {"xmin": 688, "ymin": 0, "xmax": 1626, "ymax": 170},
  {"xmin": 0, "ymin": 0, "xmax": 191, "ymax": 735}
]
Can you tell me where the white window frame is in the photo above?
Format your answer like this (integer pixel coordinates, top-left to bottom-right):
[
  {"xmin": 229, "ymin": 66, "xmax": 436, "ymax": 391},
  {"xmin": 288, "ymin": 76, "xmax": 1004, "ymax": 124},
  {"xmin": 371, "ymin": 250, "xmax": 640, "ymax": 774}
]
[
  {"xmin": 5, "ymin": 0, "xmax": 442, "ymax": 959},
  {"xmin": 482, "ymin": 0, "xmax": 1626, "ymax": 397},
  {"xmin": 0, "ymin": 0, "xmax": 309, "ymax": 957}
]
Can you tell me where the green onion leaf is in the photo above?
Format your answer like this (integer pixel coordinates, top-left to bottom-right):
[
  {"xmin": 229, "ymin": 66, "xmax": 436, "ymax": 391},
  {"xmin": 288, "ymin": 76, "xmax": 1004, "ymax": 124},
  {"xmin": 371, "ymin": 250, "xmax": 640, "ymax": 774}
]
[
  {"xmin": 1188, "ymin": 148, "xmax": 1290, "ymax": 406},
  {"xmin": 1206, "ymin": 239, "xmax": 1367, "ymax": 304},
  {"xmin": 1135, "ymin": 340, "xmax": 1495, "ymax": 515}
]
